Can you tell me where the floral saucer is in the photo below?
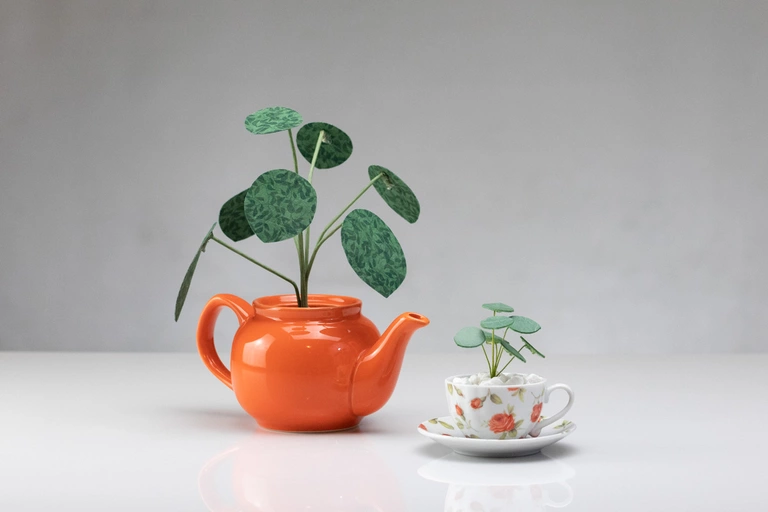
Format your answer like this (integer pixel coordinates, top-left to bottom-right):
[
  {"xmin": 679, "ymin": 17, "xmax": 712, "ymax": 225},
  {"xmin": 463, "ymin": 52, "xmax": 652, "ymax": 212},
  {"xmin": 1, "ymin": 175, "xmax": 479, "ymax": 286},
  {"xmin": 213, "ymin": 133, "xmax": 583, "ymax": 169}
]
[{"xmin": 417, "ymin": 417, "xmax": 576, "ymax": 458}]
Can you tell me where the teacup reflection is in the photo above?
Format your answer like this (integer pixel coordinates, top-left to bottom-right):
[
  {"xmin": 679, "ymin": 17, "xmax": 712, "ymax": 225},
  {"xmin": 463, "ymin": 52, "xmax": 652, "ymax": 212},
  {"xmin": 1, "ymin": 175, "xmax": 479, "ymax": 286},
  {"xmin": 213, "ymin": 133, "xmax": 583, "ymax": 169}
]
[
  {"xmin": 418, "ymin": 453, "xmax": 574, "ymax": 512},
  {"xmin": 199, "ymin": 432, "xmax": 404, "ymax": 511}
]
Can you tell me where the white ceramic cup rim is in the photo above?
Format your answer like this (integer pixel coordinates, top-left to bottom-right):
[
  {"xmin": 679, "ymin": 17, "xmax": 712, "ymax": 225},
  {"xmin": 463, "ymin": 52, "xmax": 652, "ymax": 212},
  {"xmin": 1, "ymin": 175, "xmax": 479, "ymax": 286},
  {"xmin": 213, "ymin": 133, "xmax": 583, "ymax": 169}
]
[{"xmin": 444, "ymin": 373, "xmax": 547, "ymax": 388}]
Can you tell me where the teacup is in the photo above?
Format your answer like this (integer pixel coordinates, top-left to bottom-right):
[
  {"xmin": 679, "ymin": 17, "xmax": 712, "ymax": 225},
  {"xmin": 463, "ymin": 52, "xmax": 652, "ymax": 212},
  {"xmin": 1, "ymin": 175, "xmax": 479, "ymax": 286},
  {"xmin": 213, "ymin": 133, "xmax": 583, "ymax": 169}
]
[{"xmin": 445, "ymin": 375, "xmax": 574, "ymax": 440}]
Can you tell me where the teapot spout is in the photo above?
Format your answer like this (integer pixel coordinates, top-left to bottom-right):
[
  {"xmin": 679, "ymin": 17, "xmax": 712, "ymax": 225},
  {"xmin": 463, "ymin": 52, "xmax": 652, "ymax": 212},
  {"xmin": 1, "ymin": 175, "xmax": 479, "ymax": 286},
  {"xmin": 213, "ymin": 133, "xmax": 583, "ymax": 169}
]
[{"xmin": 351, "ymin": 312, "xmax": 429, "ymax": 417}]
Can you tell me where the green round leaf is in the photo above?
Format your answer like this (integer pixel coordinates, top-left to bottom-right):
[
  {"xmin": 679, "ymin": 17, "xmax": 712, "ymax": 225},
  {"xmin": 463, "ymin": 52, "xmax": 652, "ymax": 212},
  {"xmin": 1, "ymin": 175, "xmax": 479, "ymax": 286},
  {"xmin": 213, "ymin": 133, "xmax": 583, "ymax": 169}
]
[
  {"xmin": 454, "ymin": 326, "xmax": 486, "ymax": 348},
  {"xmin": 174, "ymin": 223, "xmax": 216, "ymax": 321},
  {"xmin": 218, "ymin": 190, "xmax": 254, "ymax": 242},
  {"xmin": 368, "ymin": 165, "xmax": 420, "ymax": 223},
  {"xmin": 244, "ymin": 106, "xmax": 302, "ymax": 135},
  {"xmin": 521, "ymin": 336, "xmax": 545, "ymax": 358},
  {"xmin": 244, "ymin": 169, "xmax": 317, "ymax": 243},
  {"xmin": 509, "ymin": 316, "xmax": 541, "ymax": 334},
  {"xmin": 482, "ymin": 302, "xmax": 515, "ymax": 313},
  {"xmin": 296, "ymin": 122, "xmax": 353, "ymax": 169},
  {"xmin": 341, "ymin": 209, "xmax": 406, "ymax": 297},
  {"xmin": 497, "ymin": 337, "xmax": 527, "ymax": 362},
  {"xmin": 480, "ymin": 316, "xmax": 515, "ymax": 330}
]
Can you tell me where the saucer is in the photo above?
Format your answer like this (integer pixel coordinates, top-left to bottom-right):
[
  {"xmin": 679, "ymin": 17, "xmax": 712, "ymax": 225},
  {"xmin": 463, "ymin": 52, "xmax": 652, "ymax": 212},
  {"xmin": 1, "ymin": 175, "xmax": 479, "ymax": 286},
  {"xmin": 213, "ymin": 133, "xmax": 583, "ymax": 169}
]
[{"xmin": 417, "ymin": 417, "xmax": 576, "ymax": 458}]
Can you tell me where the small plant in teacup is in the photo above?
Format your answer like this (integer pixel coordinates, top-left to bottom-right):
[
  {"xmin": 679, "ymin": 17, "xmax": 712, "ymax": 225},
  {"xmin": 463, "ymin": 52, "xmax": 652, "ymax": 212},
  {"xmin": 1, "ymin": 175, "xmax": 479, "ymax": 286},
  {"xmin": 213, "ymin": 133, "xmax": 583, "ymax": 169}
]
[{"xmin": 448, "ymin": 302, "xmax": 574, "ymax": 440}]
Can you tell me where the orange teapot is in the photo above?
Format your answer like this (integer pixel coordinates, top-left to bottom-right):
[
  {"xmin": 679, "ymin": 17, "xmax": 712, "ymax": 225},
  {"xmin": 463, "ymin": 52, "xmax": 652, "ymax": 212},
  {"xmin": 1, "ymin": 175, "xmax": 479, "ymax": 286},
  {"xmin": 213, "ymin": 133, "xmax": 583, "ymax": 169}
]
[{"xmin": 196, "ymin": 293, "xmax": 429, "ymax": 431}]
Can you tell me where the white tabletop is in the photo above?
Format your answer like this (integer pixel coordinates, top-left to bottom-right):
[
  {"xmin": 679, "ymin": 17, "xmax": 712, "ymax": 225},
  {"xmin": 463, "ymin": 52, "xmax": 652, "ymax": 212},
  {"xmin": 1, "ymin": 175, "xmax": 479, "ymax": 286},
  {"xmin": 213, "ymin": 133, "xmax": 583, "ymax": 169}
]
[{"xmin": 1, "ymin": 352, "xmax": 766, "ymax": 511}]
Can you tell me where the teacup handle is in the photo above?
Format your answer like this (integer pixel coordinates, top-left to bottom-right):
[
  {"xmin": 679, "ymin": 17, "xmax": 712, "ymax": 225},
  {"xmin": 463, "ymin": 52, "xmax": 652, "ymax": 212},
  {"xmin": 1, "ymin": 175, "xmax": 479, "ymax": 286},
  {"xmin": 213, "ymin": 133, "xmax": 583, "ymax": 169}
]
[
  {"xmin": 196, "ymin": 294, "xmax": 252, "ymax": 390},
  {"xmin": 530, "ymin": 384, "xmax": 574, "ymax": 436}
]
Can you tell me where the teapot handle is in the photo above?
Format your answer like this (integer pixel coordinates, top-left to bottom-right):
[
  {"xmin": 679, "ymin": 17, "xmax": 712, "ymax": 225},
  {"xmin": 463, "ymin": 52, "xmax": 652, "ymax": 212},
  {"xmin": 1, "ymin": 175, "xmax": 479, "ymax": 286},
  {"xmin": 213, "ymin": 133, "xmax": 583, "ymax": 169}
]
[{"xmin": 196, "ymin": 294, "xmax": 252, "ymax": 390}]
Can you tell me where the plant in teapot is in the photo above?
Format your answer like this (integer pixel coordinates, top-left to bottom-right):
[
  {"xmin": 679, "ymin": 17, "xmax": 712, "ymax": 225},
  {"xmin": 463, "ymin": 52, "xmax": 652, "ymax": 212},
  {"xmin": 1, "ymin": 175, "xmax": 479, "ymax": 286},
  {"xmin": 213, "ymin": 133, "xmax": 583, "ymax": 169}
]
[
  {"xmin": 453, "ymin": 302, "xmax": 545, "ymax": 385},
  {"xmin": 175, "ymin": 106, "xmax": 429, "ymax": 432},
  {"xmin": 174, "ymin": 106, "xmax": 421, "ymax": 319}
]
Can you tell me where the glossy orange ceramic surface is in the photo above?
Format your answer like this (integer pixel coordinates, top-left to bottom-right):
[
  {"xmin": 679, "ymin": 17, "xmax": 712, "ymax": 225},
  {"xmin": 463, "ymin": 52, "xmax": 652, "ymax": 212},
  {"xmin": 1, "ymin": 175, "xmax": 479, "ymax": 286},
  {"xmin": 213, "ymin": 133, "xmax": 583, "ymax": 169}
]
[{"xmin": 196, "ymin": 294, "xmax": 429, "ymax": 432}]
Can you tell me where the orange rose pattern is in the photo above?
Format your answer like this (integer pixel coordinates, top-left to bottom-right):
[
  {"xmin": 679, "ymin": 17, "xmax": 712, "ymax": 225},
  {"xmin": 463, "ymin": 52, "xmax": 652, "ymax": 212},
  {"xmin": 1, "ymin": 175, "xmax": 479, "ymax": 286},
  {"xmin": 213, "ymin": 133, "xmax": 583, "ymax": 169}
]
[
  {"xmin": 488, "ymin": 412, "xmax": 517, "ymax": 434},
  {"xmin": 470, "ymin": 398, "xmax": 483, "ymax": 409},
  {"xmin": 531, "ymin": 402, "xmax": 543, "ymax": 423},
  {"xmin": 455, "ymin": 404, "xmax": 464, "ymax": 417}
]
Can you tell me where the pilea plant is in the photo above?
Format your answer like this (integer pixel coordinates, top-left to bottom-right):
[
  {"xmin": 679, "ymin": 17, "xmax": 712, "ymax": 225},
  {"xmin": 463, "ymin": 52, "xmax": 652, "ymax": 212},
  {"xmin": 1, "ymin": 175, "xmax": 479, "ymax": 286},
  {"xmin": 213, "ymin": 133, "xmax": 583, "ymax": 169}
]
[
  {"xmin": 174, "ymin": 106, "xmax": 421, "ymax": 320},
  {"xmin": 453, "ymin": 302, "xmax": 545, "ymax": 377}
]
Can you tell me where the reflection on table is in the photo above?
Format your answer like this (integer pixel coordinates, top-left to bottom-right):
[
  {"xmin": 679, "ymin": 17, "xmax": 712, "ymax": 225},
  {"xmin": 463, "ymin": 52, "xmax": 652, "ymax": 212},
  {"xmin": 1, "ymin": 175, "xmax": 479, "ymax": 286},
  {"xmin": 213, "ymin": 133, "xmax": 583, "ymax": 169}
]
[
  {"xmin": 419, "ymin": 452, "xmax": 574, "ymax": 512},
  {"xmin": 198, "ymin": 431, "xmax": 404, "ymax": 511}
]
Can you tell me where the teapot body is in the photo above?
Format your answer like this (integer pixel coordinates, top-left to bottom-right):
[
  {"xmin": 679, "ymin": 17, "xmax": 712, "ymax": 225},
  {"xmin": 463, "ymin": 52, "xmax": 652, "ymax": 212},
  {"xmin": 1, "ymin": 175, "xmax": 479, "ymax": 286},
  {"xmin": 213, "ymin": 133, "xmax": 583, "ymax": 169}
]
[
  {"xmin": 199, "ymin": 293, "xmax": 426, "ymax": 432},
  {"xmin": 230, "ymin": 297, "xmax": 380, "ymax": 431}
]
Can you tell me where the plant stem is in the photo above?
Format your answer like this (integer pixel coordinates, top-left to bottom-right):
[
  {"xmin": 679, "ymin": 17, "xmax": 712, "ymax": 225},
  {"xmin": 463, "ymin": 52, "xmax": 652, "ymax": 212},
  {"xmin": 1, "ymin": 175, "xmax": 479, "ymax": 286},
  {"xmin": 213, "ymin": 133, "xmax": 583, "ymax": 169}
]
[
  {"xmin": 288, "ymin": 129, "xmax": 299, "ymax": 174},
  {"xmin": 210, "ymin": 236, "xmax": 301, "ymax": 305},
  {"xmin": 497, "ymin": 354, "xmax": 516, "ymax": 375},
  {"xmin": 495, "ymin": 327, "xmax": 510, "ymax": 370},
  {"xmin": 288, "ymin": 128, "xmax": 305, "ymax": 304},
  {"xmin": 301, "ymin": 130, "xmax": 325, "ymax": 302},
  {"xmin": 481, "ymin": 344, "xmax": 491, "ymax": 374},
  {"xmin": 490, "ymin": 329, "xmax": 497, "ymax": 377},
  {"xmin": 304, "ymin": 173, "xmax": 384, "ymax": 277}
]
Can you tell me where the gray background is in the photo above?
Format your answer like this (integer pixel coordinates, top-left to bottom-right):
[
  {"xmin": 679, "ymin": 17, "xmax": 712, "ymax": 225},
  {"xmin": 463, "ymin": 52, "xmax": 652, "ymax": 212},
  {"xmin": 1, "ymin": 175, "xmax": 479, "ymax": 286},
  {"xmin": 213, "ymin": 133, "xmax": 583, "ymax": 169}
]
[{"xmin": 1, "ymin": 0, "xmax": 766, "ymax": 354}]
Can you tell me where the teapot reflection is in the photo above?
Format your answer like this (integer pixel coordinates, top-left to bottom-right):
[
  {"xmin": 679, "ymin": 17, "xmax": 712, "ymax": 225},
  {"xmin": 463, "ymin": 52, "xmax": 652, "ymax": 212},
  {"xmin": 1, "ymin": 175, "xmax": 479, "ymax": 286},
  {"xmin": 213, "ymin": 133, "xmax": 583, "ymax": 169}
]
[
  {"xmin": 419, "ymin": 453, "xmax": 574, "ymax": 512},
  {"xmin": 198, "ymin": 432, "xmax": 404, "ymax": 512}
]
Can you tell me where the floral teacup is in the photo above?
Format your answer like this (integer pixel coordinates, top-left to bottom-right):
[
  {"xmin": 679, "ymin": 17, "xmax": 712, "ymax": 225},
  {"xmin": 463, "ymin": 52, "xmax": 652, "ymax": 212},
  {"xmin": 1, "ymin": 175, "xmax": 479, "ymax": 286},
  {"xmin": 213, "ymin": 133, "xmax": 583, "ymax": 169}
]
[{"xmin": 445, "ymin": 375, "xmax": 574, "ymax": 440}]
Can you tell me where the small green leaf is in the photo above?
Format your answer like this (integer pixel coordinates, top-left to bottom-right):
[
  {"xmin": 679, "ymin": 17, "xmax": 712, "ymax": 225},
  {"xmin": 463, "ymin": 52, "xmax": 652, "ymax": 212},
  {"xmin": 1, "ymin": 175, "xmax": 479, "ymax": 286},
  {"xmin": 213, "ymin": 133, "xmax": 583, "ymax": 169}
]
[
  {"xmin": 468, "ymin": 434, "xmax": 480, "ymax": 439},
  {"xmin": 174, "ymin": 223, "xmax": 216, "ymax": 321},
  {"xmin": 499, "ymin": 432, "xmax": 507, "ymax": 440},
  {"xmin": 497, "ymin": 337, "xmax": 527, "ymax": 362},
  {"xmin": 482, "ymin": 302, "xmax": 514, "ymax": 313},
  {"xmin": 480, "ymin": 316, "xmax": 515, "ymax": 329},
  {"xmin": 515, "ymin": 420, "xmax": 524, "ymax": 428},
  {"xmin": 244, "ymin": 106, "xmax": 302, "ymax": 135},
  {"xmin": 454, "ymin": 327, "xmax": 486, "ymax": 348},
  {"xmin": 428, "ymin": 418, "xmax": 438, "ymax": 424},
  {"xmin": 341, "ymin": 209, "xmax": 406, "ymax": 298},
  {"xmin": 456, "ymin": 388, "xmax": 464, "ymax": 397},
  {"xmin": 296, "ymin": 122, "xmax": 353, "ymax": 169},
  {"xmin": 218, "ymin": 190, "xmax": 254, "ymax": 242},
  {"xmin": 438, "ymin": 421, "xmax": 455, "ymax": 430},
  {"xmin": 510, "ymin": 429, "xmax": 518, "ymax": 438},
  {"xmin": 447, "ymin": 383, "xmax": 454, "ymax": 394},
  {"xmin": 490, "ymin": 394, "xmax": 502, "ymax": 404},
  {"xmin": 368, "ymin": 165, "xmax": 420, "ymax": 223},
  {"xmin": 509, "ymin": 316, "xmax": 541, "ymax": 334},
  {"xmin": 244, "ymin": 169, "xmax": 317, "ymax": 243},
  {"xmin": 456, "ymin": 421, "xmax": 464, "ymax": 429},
  {"xmin": 521, "ymin": 336, "xmax": 545, "ymax": 358}
]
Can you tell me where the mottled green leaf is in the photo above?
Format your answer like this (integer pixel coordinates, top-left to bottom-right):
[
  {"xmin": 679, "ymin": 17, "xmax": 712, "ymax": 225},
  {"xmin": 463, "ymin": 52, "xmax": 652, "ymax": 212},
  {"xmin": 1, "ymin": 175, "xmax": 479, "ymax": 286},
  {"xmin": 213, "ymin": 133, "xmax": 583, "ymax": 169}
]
[
  {"xmin": 490, "ymin": 394, "xmax": 502, "ymax": 404},
  {"xmin": 296, "ymin": 122, "xmax": 353, "ymax": 169},
  {"xmin": 341, "ymin": 209, "xmax": 406, "ymax": 297},
  {"xmin": 497, "ymin": 337, "xmax": 527, "ymax": 362},
  {"xmin": 509, "ymin": 316, "xmax": 541, "ymax": 334},
  {"xmin": 482, "ymin": 302, "xmax": 515, "ymax": 313},
  {"xmin": 480, "ymin": 316, "xmax": 515, "ymax": 329},
  {"xmin": 244, "ymin": 169, "xmax": 317, "ymax": 243},
  {"xmin": 368, "ymin": 165, "xmax": 420, "ymax": 223},
  {"xmin": 218, "ymin": 190, "xmax": 254, "ymax": 242},
  {"xmin": 244, "ymin": 106, "xmax": 302, "ymax": 135},
  {"xmin": 454, "ymin": 326, "xmax": 486, "ymax": 348},
  {"xmin": 174, "ymin": 223, "xmax": 216, "ymax": 321},
  {"xmin": 521, "ymin": 336, "xmax": 545, "ymax": 358}
]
